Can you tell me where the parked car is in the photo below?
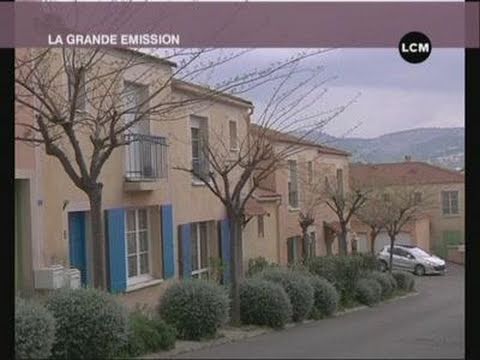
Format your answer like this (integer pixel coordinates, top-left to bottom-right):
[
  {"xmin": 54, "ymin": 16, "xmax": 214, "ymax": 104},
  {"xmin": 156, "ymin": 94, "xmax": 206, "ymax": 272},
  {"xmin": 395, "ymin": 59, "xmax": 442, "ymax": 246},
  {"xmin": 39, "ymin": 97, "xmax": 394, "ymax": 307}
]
[{"xmin": 377, "ymin": 244, "xmax": 446, "ymax": 276}]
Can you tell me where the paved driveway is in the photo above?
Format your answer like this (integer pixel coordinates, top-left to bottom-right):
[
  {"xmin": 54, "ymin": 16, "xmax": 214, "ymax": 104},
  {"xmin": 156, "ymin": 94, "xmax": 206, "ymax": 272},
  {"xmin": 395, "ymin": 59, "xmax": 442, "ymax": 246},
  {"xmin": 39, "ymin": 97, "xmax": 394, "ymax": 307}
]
[{"xmin": 174, "ymin": 263, "xmax": 464, "ymax": 359}]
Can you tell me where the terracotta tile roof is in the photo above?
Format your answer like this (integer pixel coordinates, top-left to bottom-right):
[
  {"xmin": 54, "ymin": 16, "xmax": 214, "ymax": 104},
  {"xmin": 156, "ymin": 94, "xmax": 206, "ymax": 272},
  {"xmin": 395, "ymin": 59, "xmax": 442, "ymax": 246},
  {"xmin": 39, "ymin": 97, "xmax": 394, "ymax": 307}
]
[
  {"xmin": 250, "ymin": 124, "xmax": 350, "ymax": 156},
  {"xmin": 350, "ymin": 161, "xmax": 464, "ymax": 187}
]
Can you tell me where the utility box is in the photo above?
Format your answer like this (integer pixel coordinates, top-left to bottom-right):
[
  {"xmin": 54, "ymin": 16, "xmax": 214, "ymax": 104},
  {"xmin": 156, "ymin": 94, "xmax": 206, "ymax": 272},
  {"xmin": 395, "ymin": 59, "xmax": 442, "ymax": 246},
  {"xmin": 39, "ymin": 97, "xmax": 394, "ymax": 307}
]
[
  {"xmin": 64, "ymin": 268, "xmax": 81, "ymax": 289},
  {"xmin": 34, "ymin": 265, "xmax": 65, "ymax": 290}
]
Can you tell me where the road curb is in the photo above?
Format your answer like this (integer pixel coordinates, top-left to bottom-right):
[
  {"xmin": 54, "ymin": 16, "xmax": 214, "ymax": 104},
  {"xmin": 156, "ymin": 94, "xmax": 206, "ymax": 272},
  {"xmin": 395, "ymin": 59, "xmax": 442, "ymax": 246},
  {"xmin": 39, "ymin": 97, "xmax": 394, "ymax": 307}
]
[{"xmin": 141, "ymin": 291, "xmax": 419, "ymax": 359}]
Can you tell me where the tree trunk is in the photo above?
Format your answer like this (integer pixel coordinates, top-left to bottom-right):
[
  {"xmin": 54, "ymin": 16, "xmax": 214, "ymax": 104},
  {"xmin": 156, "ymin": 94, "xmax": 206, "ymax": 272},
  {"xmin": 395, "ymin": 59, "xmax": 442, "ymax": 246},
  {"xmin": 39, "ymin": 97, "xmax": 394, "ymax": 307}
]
[
  {"xmin": 370, "ymin": 230, "xmax": 377, "ymax": 254},
  {"xmin": 301, "ymin": 226, "xmax": 309, "ymax": 261},
  {"xmin": 87, "ymin": 184, "xmax": 106, "ymax": 289},
  {"xmin": 388, "ymin": 234, "xmax": 396, "ymax": 274},
  {"xmin": 338, "ymin": 223, "xmax": 348, "ymax": 255},
  {"xmin": 229, "ymin": 215, "xmax": 244, "ymax": 325}
]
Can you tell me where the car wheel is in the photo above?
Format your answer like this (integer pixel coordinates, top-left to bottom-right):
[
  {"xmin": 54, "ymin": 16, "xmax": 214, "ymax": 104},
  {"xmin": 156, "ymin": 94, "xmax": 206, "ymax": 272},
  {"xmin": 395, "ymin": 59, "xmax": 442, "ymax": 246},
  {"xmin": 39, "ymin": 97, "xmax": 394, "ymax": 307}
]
[
  {"xmin": 414, "ymin": 264, "xmax": 426, "ymax": 276},
  {"xmin": 379, "ymin": 260, "xmax": 388, "ymax": 272}
]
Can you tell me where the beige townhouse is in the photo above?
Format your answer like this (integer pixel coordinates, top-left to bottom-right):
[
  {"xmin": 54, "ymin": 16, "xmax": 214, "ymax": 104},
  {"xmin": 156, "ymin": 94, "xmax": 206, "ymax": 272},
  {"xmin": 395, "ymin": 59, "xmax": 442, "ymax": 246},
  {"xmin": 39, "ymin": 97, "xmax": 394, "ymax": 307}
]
[
  {"xmin": 15, "ymin": 48, "xmax": 283, "ymax": 308},
  {"xmin": 350, "ymin": 159, "xmax": 465, "ymax": 258},
  {"xmin": 252, "ymin": 127, "xmax": 351, "ymax": 265}
]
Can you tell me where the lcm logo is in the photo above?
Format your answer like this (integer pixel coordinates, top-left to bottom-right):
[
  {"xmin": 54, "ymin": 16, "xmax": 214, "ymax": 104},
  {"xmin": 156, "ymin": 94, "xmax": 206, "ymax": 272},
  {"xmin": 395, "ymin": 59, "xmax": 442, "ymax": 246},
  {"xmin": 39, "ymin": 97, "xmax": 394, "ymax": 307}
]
[{"xmin": 399, "ymin": 32, "xmax": 432, "ymax": 64}]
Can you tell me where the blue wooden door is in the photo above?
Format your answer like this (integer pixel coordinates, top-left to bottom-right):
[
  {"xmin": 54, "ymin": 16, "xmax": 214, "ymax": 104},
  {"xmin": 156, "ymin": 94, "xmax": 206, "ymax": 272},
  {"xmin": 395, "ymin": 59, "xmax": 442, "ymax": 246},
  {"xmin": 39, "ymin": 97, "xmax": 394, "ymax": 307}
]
[{"xmin": 68, "ymin": 212, "xmax": 87, "ymax": 285}]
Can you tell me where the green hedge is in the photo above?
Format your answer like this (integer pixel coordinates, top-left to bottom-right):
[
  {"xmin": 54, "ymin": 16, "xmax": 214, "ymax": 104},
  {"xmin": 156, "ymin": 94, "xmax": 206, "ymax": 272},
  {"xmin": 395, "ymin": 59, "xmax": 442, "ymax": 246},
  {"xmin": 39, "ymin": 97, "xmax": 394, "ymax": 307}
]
[
  {"xmin": 158, "ymin": 280, "xmax": 229, "ymax": 340},
  {"xmin": 240, "ymin": 278, "xmax": 292, "ymax": 329},
  {"xmin": 246, "ymin": 257, "xmax": 278, "ymax": 277},
  {"xmin": 392, "ymin": 271, "xmax": 415, "ymax": 292},
  {"xmin": 121, "ymin": 310, "xmax": 176, "ymax": 356},
  {"xmin": 355, "ymin": 278, "xmax": 382, "ymax": 306},
  {"xmin": 306, "ymin": 255, "xmax": 378, "ymax": 305},
  {"xmin": 46, "ymin": 288, "xmax": 129, "ymax": 359},
  {"xmin": 365, "ymin": 271, "xmax": 396, "ymax": 299},
  {"xmin": 258, "ymin": 268, "xmax": 314, "ymax": 322},
  {"xmin": 15, "ymin": 297, "xmax": 56, "ymax": 359},
  {"xmin": 307, "ymin": 276, "xmax": 339, "ymax": 319}
]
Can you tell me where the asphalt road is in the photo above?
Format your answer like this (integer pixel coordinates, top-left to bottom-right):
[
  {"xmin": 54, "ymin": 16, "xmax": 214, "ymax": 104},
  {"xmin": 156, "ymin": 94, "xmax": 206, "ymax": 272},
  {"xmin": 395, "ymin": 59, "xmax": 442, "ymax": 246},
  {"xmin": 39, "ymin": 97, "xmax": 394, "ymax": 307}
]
[{"xmin": 175, "ymin": 264, "xmax": 464, "ymax": 359}]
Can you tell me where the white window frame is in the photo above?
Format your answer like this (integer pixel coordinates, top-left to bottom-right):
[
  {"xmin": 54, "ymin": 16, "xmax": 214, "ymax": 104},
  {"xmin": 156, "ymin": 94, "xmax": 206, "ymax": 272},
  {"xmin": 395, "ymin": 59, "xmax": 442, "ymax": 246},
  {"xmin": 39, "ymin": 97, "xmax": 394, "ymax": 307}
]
[
  {"xmin": 288, "ymin": 159, "xmax": 299, "ymax": 209},
  {"xmin": 190, "ymin": 116, "xmax": 209, "ymax": 184},
  {"xmin": 125, "ymin": 208, "xmax": 152, "ymax": 286},
  {"xmin": 191, "ymin": 222, "xmax": 209, "ymax": 278},
  {"xmin": 229, "ymin": 120, "xmax": 239, "ymax": 151},
  {"xmin": 442, "ymin": 191, "xmax": 459, "ymax": 215}
]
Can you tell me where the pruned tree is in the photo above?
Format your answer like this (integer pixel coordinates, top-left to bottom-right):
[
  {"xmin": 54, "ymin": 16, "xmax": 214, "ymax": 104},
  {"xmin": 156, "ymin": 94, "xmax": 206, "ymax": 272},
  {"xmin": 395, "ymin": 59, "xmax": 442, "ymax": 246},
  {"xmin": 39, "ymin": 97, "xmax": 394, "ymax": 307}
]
[
  {"xmin": 297, "ymin": 163, "xmax": 329, "ymax": 261},
  {"xmin": 381, "ymin": 186, "xmax": 433, "ymax": 273},
  {"xmin": 355, "ymin": 192, "xmax": 387, "ymax": 254},
  {"xmin": 324, "ymin": 177, "xmax": 369, "ymax": 255},
  {"xmin": 175, "ymin": 54, "xmax": 360, "ymax": 323},
  {"xmin": 15, "ymin": 47, "xmax": 332, "ymax": 288}
]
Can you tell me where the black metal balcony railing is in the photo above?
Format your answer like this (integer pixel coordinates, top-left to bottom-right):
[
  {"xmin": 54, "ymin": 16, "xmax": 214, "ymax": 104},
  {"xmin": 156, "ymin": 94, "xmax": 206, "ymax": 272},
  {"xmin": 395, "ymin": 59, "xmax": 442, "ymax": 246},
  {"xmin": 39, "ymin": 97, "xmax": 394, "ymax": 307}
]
[{"xmin": 125, "ymin": 133, "xmax": 168, "ymax": 181}]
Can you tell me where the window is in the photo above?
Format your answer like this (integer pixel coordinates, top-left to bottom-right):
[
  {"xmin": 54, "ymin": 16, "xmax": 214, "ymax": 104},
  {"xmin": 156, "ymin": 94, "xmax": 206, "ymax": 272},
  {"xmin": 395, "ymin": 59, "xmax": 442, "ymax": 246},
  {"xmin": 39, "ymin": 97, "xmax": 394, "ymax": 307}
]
[
  {"xmin": 229, "ymin": 121, "xmax": 238, "ymax": 150},
  {"xmin": 414, "ymin": 192, "xmax": 422, "ymax": 204},
  {"xmin": 257, "ymin": 215, "xmax": 264, "ymax": 238},
  {"xmin": 191, "ymin": 222, "xmax": 209, "ymax": 278},
  {"xmin": 125, "ymin": 208, "xmax": 150, "ymax": 284},
  {"xmin": 123, "ymin": 82, "xmax": 149, "ymax": 133},
  {"xmin": 288, "ymin": 160, "xmax": 299, "ymax": 208},
  {"xmin": 287, "ymin": 236, "xmax": 302, "ymax": 264},
  {"xmin": 442, "ymin": 191, "xmax": 459, "ymax": 215},
  {"xmin": 307, "ymin": 161, "xmax": 313, "ymax": 184},
  {"xmin": 336, "ymin": 168, "xmax": 344, "ymax": 195},
  {"xmin": 67, "ymin": 67, "xmax": 86, "ymax": 112},
  {"xmin": 383, "ymin": 193, "xmax": 390, "ymax": 202},
  {"xmin": 191, "ymin": 116, "xmax": 209, "ymax": 181}
]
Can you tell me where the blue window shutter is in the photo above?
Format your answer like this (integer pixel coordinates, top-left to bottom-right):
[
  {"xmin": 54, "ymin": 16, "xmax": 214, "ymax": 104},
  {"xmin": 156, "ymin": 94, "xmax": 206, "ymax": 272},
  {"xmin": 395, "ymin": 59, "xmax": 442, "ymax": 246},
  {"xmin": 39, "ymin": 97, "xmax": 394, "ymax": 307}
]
[
  {"xmin": 68, "ymin": 212, "xmax": 87, "ymax": 286},
  {"xmin": 179, "ymin": 224, "xmax": 192, "ymax": 278},
  {"xmin": 106, "ymin": 209, "xmax": 127, "ymax": 293},
  {"xmin": 220, "ymin": 219, "xmax": 231, "ymax": 284},
  {"xmin": 161, "ymin": 204, "xmax": 175, "ymax": 279}
]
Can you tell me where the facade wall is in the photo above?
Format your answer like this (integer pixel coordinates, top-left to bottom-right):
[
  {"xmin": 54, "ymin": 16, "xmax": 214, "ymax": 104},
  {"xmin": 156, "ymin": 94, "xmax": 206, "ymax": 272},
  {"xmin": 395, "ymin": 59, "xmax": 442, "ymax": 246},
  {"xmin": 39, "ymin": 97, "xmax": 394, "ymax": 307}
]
[
  {"xmin": 243, "ymin": 201, "xmax": 281, "ymax": 266},
  {"xmin": 28, "ymin": 49, "xmax": 259, "ymax": 307},
  {"xmin": 264, "ymin": 144, "xmax": 350, "ymax": 265}
]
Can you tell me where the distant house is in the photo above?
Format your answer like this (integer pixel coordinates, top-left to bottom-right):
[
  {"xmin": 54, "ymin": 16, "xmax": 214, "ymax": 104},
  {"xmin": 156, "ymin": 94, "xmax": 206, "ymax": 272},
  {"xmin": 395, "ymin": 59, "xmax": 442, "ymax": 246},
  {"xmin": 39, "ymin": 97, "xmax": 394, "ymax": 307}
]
[
  {"xmin": 252, "ymin": 125, "xmax": 351, "ymax": 264},
  {"xmin": 350, "ymin": 160, "xmax": 464, "ymax": 257}
]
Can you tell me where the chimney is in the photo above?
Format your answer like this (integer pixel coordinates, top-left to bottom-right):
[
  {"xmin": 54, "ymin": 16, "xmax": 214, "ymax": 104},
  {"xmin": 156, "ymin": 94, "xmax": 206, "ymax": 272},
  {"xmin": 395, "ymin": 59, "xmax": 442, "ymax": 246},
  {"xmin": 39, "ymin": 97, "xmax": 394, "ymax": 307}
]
[{"xmin": 404, "ymin": 155, "xmax": 411, "ymax": 162}]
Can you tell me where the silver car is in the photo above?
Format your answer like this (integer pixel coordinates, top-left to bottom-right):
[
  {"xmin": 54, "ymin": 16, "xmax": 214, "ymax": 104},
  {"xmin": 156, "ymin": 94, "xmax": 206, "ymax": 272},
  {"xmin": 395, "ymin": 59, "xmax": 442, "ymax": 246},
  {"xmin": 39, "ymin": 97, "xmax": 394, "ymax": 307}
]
[{"xmin": 377, "ymin": 245, "xmax": 446, "ymax": 276}]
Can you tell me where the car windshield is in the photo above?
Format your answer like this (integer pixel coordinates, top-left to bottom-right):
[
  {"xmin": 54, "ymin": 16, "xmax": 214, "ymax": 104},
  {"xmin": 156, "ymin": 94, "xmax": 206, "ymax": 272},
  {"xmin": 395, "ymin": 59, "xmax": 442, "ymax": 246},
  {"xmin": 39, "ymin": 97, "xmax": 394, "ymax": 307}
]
[{"xmin": 409, "ymin": 247, "xmax": 432, "ymax": 258}]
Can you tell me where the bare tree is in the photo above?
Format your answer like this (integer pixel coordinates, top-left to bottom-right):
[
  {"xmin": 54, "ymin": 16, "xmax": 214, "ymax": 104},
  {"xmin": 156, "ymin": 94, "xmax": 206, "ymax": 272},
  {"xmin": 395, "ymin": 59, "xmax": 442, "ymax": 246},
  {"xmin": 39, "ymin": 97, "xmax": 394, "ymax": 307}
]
[
  {"xmin": 324, "ymin": 178, "xmax": 369, "ymax": 255},
  {"xmin": 15, "ymin": 47, "xmax": 329, "ymax": 288},
  {"xmin": 175, "ymin": 56, "xmax": 359, "ymax": 323},
  {"xmin": 381, "ymin": 186, "xmax": 433, "ymax": 273},
  {"xmin": 355, "ymin": 193, "xmax": 387, "ymax": 254}
]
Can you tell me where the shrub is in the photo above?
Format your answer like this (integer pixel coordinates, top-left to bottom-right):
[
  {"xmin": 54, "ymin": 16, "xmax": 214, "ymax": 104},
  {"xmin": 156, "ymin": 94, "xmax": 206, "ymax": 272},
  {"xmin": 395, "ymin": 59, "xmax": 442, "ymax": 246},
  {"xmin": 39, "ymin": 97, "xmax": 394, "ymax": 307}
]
[
  {"xmin": 392, "ymin": 271, "xmax": 415, "ymax": 292},
  {"xmin": 158, "ymin": 280, "xmax": 229, "ymax": 340},
  {"xmin": 308, "ymin": 276, "xmax": 339, "ymax": 319},
  {"xmin": 239, "ymin": 279, "xmax": 292, "ymax": 329},
  {"xmin": 355, "ymin": 278, "xmax": 382, "ymax": 306},
  {"xmin": 365, "ymin": 271, "xmax": 395, "ymax": 299},
  {"xmin": 246, "ymin": 257, "xmax": 277, "ymax": 277},
  {"xmin": 121, "ymin": 310, "xmax": 176, "ymax": 356},
  {"xmin": 358, "ymin": 253, "xmax": 381, "ymax": 272},
  {"xmin": 15, "ymin": 297, "xmax": 56, "ymax": 359},
  {"xmin": 258, "ymin": 268, "xmax": 314, "ymax": 322},
  {"xmin": 306, "ymin": 255, "xmax": 375, "ymax": 305},
  {"xmin": 46, "ymin": 288, "xmax": 129, "ymax": 359}
]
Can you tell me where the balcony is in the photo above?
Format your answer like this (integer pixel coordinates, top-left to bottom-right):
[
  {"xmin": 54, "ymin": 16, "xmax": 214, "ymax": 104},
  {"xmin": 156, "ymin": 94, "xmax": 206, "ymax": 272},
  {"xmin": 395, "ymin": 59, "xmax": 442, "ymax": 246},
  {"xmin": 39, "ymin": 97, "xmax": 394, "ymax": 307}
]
[{"xmin": 124, "ymin": 134, "xmax": 168, "ymax": 191}]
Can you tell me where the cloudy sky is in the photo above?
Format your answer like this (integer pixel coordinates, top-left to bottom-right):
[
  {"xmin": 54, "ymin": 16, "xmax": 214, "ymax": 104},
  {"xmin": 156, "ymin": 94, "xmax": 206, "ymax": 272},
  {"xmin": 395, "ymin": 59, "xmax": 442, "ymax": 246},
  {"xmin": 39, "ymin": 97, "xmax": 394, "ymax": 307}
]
[{"xmin": 185, "ymin": 48, "xmax": 464, "ymax": 139}]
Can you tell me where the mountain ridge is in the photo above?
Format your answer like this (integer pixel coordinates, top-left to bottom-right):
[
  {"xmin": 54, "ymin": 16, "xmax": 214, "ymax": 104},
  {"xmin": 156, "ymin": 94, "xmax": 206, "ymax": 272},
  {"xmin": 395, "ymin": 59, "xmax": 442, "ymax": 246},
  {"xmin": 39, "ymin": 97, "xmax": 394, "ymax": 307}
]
[{"xmin": 304, "ymin": 127, "xmax": 464, "ymax": 170}]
